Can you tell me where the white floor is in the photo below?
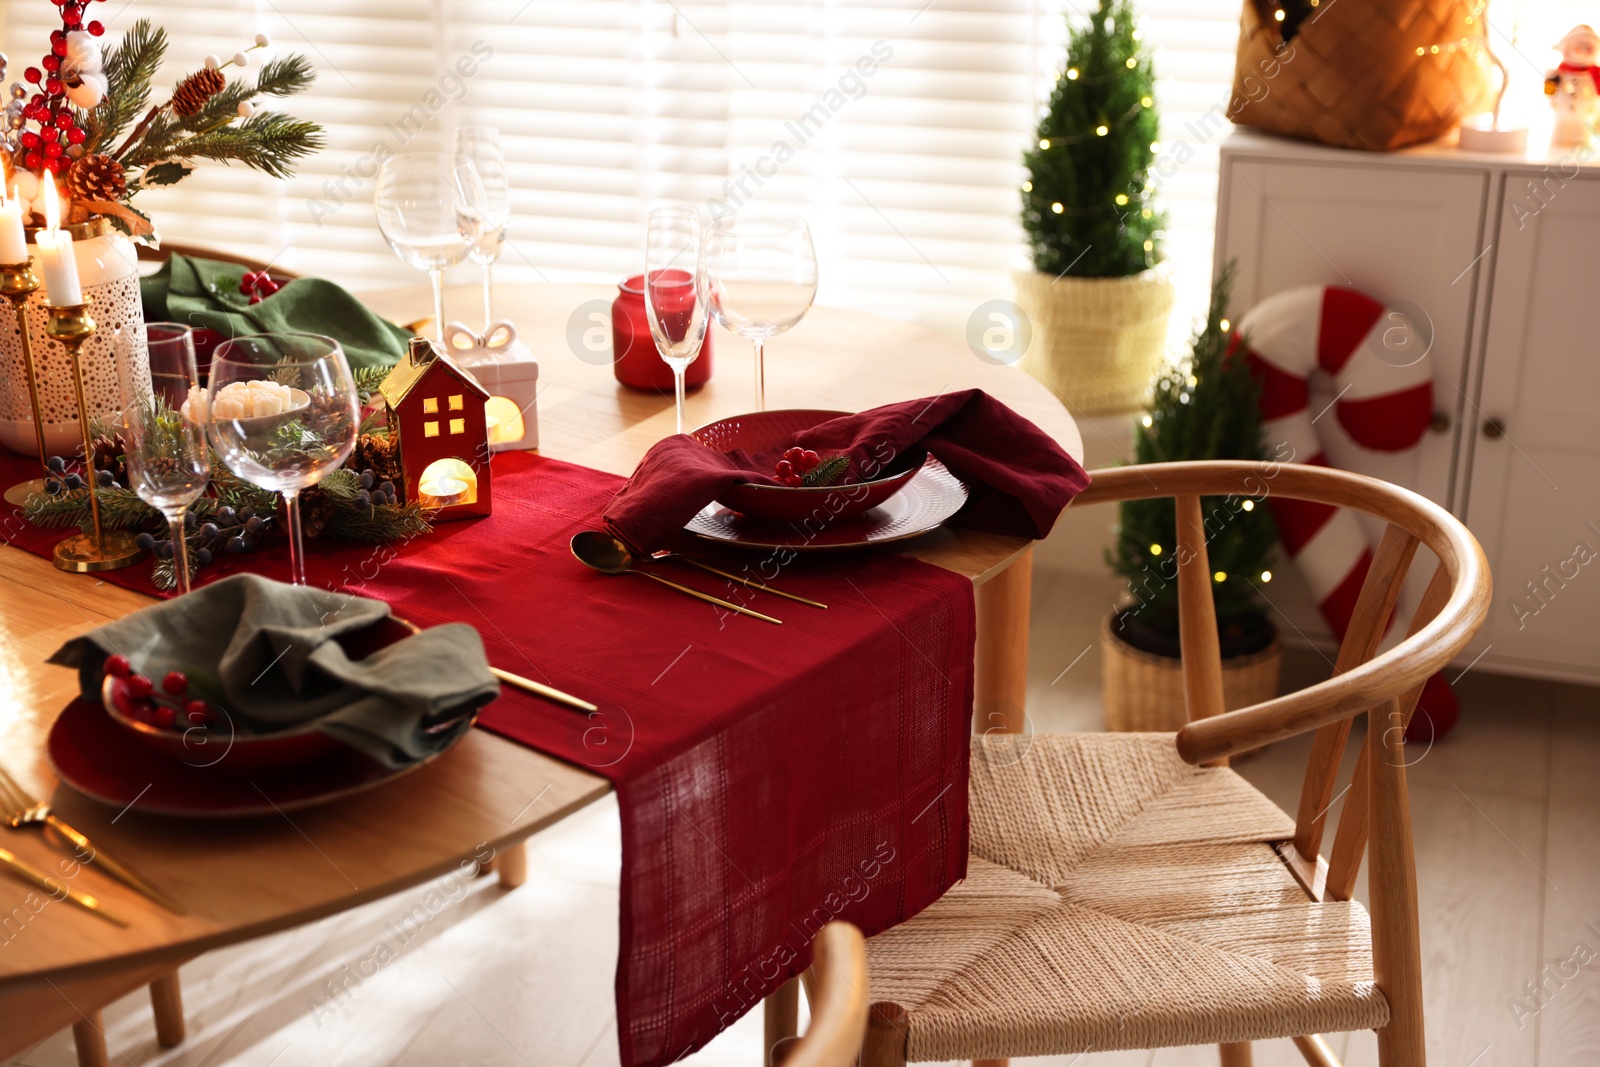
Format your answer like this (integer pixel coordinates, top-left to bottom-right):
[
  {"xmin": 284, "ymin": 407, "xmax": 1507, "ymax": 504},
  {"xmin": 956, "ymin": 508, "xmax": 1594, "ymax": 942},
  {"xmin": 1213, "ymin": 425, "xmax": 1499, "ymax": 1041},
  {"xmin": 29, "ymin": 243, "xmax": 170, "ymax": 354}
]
[{"xmin": 9, "ymin": 570, "xmax": 1598, "ymax": 1067}]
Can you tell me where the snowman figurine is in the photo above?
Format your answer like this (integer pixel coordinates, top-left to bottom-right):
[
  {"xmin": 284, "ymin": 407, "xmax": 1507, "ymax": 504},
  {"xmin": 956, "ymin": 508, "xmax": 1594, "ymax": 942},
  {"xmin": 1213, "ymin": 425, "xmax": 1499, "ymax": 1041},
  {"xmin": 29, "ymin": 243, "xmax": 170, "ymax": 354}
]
[{"xmin": 1547, "ymin": 25, "xmax": 1600, "ymax": 147}]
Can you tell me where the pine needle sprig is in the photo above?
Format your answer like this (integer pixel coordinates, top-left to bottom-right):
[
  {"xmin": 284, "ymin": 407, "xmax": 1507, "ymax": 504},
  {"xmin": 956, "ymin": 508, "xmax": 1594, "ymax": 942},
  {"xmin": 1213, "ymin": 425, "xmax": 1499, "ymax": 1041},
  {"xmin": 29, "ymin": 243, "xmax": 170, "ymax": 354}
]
[
  {"xmin": 800, "ymin": 454, "xmax": 851, "ymax": 487},
  {"xmin": 23, "ymin": 487, "xmax": 153, "ymax": 531},
  {"xmin": 84, "ymin": 19, "xmax": 169, "ymax": 154},
  {"xmin": 177, "ymin": 56, "xmax": 318, "ymax": 133},
  {"xmin": 124, "ymin": 112, "xmax": 325, "ymax": 178}
]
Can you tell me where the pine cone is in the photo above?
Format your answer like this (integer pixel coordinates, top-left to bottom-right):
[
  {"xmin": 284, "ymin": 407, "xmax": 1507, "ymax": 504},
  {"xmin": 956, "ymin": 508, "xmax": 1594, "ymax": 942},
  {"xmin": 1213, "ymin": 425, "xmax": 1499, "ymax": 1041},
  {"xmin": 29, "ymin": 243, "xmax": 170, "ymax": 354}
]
[
  {"xmin": 295, "ymin": 485, "xmax": 335, "ymax": 539},
  {"xmin": 91, "ymin": 432, "xmax": 128, "ymax": 486},
  {"xmin": 350, "ymin": 433, "xmax": 402, "ymax": 485},
  {"xmin": 66, "ymin": 154, "xmax": 126, "ymax": 202},
  {"xmin": 171, "ymin": 67, "xmax": 226, "ymax": 118}
]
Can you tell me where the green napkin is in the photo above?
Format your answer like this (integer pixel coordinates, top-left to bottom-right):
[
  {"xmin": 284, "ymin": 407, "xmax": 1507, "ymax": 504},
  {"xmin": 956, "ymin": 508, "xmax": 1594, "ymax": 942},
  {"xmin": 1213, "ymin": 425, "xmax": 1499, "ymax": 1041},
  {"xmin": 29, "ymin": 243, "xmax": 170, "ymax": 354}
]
[
  {"xmin": 140, "ymin": 254, "xmax": 415, "ymax": 371},
  {"xmin": 51, "ymin": 575, "xmax": 500, "ymax": 768}
]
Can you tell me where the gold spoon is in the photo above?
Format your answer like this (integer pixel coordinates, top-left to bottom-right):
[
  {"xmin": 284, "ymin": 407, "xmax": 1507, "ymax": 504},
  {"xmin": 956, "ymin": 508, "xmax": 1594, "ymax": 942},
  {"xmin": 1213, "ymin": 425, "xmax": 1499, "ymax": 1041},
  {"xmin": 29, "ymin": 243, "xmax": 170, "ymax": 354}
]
[{"xmin": 570, "ymin": 532, "xmax": 782, "ymax": 625}]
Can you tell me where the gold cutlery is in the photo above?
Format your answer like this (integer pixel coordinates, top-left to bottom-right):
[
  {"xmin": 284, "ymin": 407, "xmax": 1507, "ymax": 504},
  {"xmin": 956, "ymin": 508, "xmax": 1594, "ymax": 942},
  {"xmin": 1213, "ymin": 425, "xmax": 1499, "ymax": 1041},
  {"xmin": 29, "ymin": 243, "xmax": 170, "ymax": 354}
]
[
  {"xmin": 393, "ymin": 617, "xmax": 599, "ymax": 714},
  {"xmin": 650, "ymin": 549, "xmax": 828, "ymax": 609},
  {"xmin": 570, "ymin": 532, "xmax": 782, "ymax": 625},
  {"xmin": 0, "ymin": 764, "xmax": 185, "ymax": 915},
  {"xmin": 489, "ymin": 667, "xmax": 599, "ymax": 713},
  {"xmin": 0, "ymin": 846, "xmax": 128, "ymax": 927}
]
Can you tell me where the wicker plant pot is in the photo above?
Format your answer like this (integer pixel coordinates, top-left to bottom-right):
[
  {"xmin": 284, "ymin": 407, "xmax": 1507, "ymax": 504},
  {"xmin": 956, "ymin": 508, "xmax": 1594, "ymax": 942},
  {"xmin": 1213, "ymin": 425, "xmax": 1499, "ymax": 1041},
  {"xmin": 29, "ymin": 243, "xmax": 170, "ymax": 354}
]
[
  {"xmin": 1014, "ymin": 269, "xmax": 1174, "ymax": 416},
  {"xmin": 1099, "ymin": 611, "xmax": 1282, "ymax": 733}
]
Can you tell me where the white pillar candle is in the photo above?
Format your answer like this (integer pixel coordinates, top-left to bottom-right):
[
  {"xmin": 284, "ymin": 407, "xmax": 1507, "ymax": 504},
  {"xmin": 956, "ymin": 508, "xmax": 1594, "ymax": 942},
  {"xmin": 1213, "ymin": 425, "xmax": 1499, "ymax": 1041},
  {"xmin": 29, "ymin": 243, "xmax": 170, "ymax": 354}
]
[
  {"xmin": 35, "ymin": 175, "xmax": 82, "ymax": 307},
  {"xmin": 0, "ymin": 185, "xmax": 26, "ymax": 265}
]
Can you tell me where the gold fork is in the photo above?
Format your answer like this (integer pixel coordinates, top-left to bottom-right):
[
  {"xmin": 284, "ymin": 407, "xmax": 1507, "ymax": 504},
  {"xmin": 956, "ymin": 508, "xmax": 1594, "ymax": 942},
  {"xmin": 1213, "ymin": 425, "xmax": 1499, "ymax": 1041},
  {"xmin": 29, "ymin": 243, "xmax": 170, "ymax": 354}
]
[{"xmin": 0, "ymin": 764, "xmax": 185, "ymax": 915}]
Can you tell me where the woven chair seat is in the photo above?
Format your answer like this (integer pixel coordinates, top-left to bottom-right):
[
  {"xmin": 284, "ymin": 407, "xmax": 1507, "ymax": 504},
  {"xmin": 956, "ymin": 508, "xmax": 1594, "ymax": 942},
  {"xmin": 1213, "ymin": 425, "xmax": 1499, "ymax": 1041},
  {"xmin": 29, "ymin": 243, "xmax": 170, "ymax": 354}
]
[{"xmin": 866, "ymin": 733, "xmax": 1389, "ymax": 1061}]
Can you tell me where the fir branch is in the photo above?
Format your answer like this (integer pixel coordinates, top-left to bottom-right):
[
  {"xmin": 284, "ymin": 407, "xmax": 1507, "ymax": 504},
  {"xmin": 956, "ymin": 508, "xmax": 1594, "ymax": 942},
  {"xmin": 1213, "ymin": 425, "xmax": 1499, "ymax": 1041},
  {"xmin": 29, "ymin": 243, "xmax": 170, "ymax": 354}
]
[
  {"xmin": 801, "ymin": 454, "xmax": 850, "ymax": 487},
  {"xmin": 86, "ymin": 20, "xmax": 169, "ymax": 155},
  {"xmin": 23, "ymin": 487, "xmax": 158, "ymax": 531},
  {"xmin": 323, "ymin": 501, "xmax": 432, "ymax": 544},
  {"xmin": 178, "ymin": 56, "xmax": 317, "ymax": 132},
  {"xmin": 124, "ymin": 112, "xmax": 325, "ymax": 179}
]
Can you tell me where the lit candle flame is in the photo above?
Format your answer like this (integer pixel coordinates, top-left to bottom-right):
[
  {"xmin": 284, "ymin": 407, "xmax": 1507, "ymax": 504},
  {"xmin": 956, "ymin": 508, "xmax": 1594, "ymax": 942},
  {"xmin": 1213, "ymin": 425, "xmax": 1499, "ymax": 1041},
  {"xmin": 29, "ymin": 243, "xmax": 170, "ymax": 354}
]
[{"xmin": 43, "ymin": 172, "xmax": 61, "ymax": 232}]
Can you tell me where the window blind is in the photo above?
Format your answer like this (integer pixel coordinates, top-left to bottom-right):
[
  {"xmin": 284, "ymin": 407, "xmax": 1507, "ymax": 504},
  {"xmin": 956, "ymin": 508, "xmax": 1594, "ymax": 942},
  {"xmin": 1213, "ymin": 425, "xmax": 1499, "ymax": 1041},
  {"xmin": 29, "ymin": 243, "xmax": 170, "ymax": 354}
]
[{"xmin": 3, "ymin": 0, "xmax": 1244, "ymax": 336}]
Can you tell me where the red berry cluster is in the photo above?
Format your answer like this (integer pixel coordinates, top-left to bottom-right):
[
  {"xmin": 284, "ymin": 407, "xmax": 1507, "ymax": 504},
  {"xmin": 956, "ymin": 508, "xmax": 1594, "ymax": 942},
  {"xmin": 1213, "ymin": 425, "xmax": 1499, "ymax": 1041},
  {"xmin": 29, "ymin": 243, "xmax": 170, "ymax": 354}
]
[
  {"xmin": 773, "ymin": 446, "xmax": 821, "ymax": 487},
  {"xmin": 239, "ymin": 270, "xmax": 282, "ymax": 305},
  {"xmin": 103, "ymin": 653, "xmax": 216, "ymax": 732},
  {"xmin": 17, "ymin": 7, "xmax": 108, "ymax": 176}
]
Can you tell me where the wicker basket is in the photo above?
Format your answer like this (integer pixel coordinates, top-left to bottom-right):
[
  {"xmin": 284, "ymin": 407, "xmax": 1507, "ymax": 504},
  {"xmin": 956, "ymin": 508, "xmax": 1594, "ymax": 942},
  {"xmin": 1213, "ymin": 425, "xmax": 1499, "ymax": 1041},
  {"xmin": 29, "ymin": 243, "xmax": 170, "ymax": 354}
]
[
  {"xmin": 1014, "ymin": 269, "xmax": 1174, "ymax": 416},
  {"xmin": 1231, "ymin": 0, "xmax": 1492, "ymax": 151},
  {"xmin": 1099, "ymin": 612, "xmax": 1283, "ymax": 733}
]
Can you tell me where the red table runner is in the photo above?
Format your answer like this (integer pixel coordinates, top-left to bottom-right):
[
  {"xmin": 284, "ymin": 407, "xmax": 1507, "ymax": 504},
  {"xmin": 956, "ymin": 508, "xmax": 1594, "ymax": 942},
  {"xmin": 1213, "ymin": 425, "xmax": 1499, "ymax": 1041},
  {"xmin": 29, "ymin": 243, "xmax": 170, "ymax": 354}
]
[{"xmin": 1, "ymin": 449, "xmax": 975, "ymax": 1066}]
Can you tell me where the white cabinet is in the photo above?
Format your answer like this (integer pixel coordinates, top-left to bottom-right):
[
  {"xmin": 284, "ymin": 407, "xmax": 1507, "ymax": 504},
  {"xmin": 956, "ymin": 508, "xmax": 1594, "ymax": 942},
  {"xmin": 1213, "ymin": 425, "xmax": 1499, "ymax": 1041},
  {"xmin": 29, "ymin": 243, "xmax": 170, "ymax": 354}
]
[
  {"xmin": 1465, "ymin": 172, "xmax": 1600, "ymax": 676},
  {"xmin": 1216, "ymin": 131, "xmax": 1600, "ymax": 683}
]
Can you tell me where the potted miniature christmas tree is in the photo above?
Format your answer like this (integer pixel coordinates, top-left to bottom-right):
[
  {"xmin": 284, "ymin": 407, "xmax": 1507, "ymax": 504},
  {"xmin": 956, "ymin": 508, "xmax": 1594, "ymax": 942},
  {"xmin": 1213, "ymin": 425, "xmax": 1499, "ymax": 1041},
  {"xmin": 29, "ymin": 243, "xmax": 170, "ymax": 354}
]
[
  {"xmin": 1100, "ymin": 266, "xmax": 1282, "ymax": 731},
  {"xmin": 1016, "ymin": 0, "xmax": 1174, "ymax": 415}
]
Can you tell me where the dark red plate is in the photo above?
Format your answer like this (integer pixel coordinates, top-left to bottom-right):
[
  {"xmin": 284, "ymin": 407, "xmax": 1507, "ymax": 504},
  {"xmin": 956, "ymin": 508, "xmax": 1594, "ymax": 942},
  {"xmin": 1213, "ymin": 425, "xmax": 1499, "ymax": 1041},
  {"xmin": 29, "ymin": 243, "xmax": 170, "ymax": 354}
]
[
  {"xmin": 49, "ymin": 617, "xmax": 480, "ymax": 818},
  {"xmin": 691, "ymin": 409, "xmax": 925, "ymax": 523}
]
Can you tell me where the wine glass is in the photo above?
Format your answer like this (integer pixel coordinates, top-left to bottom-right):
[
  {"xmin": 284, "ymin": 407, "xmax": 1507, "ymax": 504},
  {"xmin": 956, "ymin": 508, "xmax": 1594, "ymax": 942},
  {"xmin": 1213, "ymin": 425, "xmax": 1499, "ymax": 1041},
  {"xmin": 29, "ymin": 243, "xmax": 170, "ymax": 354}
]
[
  {"xmin": 644, "ymin": 206, "xmax": 709, "ymax": 434},
  {"xmin": 706, "ymin": 212, "xmax": 818, "ymax": 411},
  {"xmin": 206, "ymin": 334, "xmax": 358, "ymax": 587},
  {"xmin": 119, "ymin": 323, "xmax": 208, "ymax": 594},
  {"xmin": 453, "ymin": 125, "xmax": 512, "ymax": 330},
  {"xmin": 375, "ymin": 152, "xmax": 487, "ymax": 344}
]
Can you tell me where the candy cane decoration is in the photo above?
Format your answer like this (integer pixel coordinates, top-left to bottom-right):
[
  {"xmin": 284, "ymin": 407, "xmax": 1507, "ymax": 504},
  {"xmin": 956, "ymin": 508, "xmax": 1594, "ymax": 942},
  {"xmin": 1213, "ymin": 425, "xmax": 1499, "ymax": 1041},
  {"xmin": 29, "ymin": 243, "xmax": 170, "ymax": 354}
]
[{"xmin": 1237, "ymin": 286, "xmax": 1434, "ymax": 639}]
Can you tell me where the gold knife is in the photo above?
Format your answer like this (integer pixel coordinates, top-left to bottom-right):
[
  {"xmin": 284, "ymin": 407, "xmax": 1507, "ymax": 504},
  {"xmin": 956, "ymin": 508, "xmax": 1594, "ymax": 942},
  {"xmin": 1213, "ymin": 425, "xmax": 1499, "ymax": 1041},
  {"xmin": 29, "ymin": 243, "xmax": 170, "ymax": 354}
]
[
  {"xmin": 43, "ymin": 815, "xmax": 186, "ymax": 915},
  {"xmin": 490, "ymin": 667, "xmax": 599, "ymax": 713},
  {"xmin": 0, "ymin": 847, "xmax": 128, "ymax": 927}
]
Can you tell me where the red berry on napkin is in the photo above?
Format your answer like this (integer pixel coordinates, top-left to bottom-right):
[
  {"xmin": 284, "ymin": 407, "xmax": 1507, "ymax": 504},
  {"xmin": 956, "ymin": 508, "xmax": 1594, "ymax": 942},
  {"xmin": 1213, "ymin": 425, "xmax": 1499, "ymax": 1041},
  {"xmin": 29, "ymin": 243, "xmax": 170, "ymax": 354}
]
[
  {"xmin": 126, "ymin": 674, "xmax": 154, "ymax": 698},
  {"xmin": 162, "ymin": 671, "xmax": 188, "ymax": 696},
  {"xmin": 800, "ymin": 450, "xmax": 819, "ymax": 468},
  {"xmin": 774, "ymin": 459, "xmax": 794, "ymax": 479},
  {"xmin": 104, "ymin": 653, "xmax": 132, "ymax": 678}
]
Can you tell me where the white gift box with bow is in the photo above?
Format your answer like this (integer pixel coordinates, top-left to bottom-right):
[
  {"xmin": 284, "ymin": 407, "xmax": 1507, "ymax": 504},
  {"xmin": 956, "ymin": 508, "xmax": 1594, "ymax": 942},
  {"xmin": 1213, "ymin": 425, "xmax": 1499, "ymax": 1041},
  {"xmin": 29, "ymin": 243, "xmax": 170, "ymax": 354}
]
[{"xmin": 442, "ymin": 320, "xmax": 539, "ymax": 452}]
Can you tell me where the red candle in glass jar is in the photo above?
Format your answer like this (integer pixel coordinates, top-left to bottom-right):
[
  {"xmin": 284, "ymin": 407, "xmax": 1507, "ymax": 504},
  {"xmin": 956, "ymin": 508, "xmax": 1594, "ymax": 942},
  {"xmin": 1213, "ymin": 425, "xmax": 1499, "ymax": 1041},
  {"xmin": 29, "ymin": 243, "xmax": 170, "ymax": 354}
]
[{"xmin": 613, "ymin": 274, "xmax": 712, "ymax": 392}]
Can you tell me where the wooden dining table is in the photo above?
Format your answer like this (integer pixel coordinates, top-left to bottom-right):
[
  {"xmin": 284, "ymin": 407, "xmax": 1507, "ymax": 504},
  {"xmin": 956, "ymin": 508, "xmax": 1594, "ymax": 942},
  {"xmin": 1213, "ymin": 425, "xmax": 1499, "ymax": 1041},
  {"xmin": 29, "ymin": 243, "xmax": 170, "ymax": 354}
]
[{"xmin": 0, "ymin": 282, "xmax": 1081, "ymax": 1065}]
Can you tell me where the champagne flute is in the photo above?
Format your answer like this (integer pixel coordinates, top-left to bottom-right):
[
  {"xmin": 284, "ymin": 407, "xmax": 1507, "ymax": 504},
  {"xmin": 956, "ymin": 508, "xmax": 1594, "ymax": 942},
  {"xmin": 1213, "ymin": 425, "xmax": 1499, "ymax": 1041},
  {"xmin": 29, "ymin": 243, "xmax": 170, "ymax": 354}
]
[
  {"xmin": 207, "ymin": 334, "xmax": 358, "ymax": 587},
  {"xmin": 644, "ymin": 206, "xmax": 708, "ymax": 435},
  {"xmin": 375, "ymin": 152, "xmax": 487, "ymax": 344},
  {"xmin": 706, "ymin": 212, "xmax": 817, "ymax": 411},
  {"xmin": 120, "ymin": 324, "xmax": 208, "ymax": 594},
  {"xmin": 453, "ymin": 125, "xmax": 512, "ymax": 330}
]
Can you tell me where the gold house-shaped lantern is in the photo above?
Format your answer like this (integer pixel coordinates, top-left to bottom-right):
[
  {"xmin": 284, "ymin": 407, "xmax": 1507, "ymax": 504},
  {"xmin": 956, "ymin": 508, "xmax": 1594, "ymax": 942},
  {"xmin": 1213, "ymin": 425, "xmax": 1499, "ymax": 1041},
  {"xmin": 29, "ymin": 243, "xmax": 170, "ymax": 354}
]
[{"xmin": 379, "ymin": 337, "xmax": 492, "ymax": 520}]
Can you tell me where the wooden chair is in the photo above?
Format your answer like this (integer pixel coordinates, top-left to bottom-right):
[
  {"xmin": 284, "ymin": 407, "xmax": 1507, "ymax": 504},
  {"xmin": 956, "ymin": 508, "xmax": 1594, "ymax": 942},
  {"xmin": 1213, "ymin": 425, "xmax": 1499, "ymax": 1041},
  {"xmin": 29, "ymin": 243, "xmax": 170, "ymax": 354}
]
[
  {"xmin": 857, "ymin": 460, "xmax": 1490, "ymax": 1067},
  {"xmin": 766, "ymin": 922, "xmax": 871, "ymax": 1067},
  {"xmin": 133, "ymin": 240, "xmax": 300, "ymax": 279}
]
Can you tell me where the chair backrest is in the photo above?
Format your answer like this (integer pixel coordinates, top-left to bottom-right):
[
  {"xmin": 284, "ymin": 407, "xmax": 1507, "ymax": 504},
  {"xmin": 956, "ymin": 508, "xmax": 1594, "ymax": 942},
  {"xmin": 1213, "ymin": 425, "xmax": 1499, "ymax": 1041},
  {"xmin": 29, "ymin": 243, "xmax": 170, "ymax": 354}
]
[
  {"xmin": 135, "ymin": 241, "xmax": 301, "ymax": 279},
  {"xmin": 1074, "ymin": 460, "xmax": 1490, "ymax": 901},
  {"xmin": 771, "ymin": 922, "xmax": 870, "ymax": 1067}
]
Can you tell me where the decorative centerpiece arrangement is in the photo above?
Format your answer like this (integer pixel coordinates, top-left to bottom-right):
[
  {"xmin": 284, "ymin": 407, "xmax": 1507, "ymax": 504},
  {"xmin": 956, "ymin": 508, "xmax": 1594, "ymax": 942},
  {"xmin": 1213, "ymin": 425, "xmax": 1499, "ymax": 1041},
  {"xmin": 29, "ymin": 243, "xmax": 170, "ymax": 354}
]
[
  {"xmin": 0, "ymin": 10, "xmax": 322, "ymax": 463},
  {"xmin": 1015, "ymin": 0, "xmax": 1174, "ymax": 416},
  {"xmin": 24, "ymin": 357, "xmax": 433, "ymax": 589},
  {"xmin": 1101, "ymin": 267, "xmax": 1281, "ymax": 731}
]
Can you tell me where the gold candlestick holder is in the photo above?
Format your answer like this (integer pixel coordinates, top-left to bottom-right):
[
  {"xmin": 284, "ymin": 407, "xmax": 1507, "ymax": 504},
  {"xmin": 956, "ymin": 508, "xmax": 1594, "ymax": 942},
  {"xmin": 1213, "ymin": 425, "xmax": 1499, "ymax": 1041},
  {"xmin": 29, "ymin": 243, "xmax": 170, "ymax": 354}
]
[
  {"xmin": 1, "ymin": 259, "xmax": 51, "ymax": 508},
  {"xmin": 45, "ymin": 302, "xmax": 146, "ymax": 573}
]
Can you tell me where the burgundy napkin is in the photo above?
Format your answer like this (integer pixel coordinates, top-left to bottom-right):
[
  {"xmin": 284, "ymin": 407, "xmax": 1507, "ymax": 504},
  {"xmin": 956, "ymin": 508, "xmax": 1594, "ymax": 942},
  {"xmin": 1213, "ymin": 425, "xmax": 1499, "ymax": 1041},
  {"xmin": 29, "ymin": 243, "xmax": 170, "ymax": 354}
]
[{"xmin": 603, "ymin": 389, "xmax": 1091, "ymax": 552}]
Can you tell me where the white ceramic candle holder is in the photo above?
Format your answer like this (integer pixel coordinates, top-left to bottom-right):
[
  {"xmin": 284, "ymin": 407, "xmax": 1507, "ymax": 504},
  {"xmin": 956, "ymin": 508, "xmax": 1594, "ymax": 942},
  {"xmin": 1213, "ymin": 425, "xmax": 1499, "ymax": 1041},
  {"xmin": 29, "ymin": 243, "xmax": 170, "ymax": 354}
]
[{"xmin": 0, "ymin": 219, "xmax": 149, "ymax": 458}]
